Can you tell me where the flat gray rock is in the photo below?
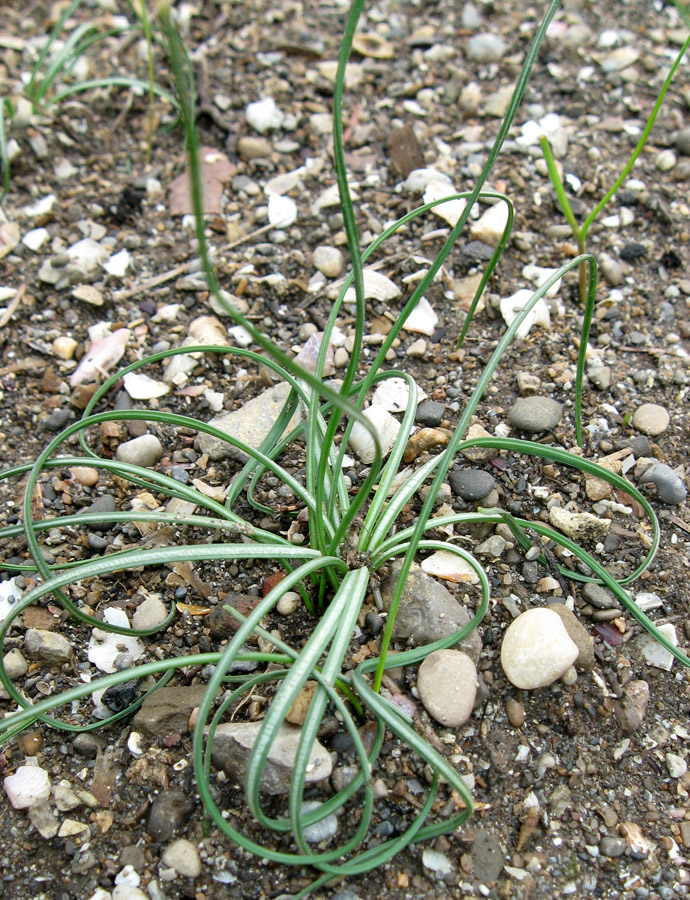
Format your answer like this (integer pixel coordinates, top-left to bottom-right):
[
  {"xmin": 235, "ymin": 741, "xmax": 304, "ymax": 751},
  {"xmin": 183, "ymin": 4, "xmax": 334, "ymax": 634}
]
[
  {"xmin": 133, "ymin": 685, "xmax": 209, "ymax": 737},
  {"xmin": 196, "ymin": 381, "xmax": 300, "ymax": 462},
  {"xmin": 638, "ymin": 463, "xmax": 686, "ymax": 504},
  {"xmin": 508, "ymin": 396, "xmax": 562, "ymax": 432}
]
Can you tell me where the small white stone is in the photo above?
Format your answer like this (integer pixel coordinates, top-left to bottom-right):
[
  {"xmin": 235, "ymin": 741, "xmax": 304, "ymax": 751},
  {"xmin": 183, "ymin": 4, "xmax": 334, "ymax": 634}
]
[
  {"xmin": 88, "ymin": 608, "xmax": 145, "ymax": 674},
  {"xmin": 312, "ymin": 245, "xmax": 344, "ymax": 278},
  {"xmin": 103, "ymin": 249, "xmax": 130, "ymax": 277},
  {"xmin": 22, "ymin": 227, "xmax": 49, "ymax": 251},
  {"xmin": 470, "ymin": 202, "xmax": 510, "ymax": 247},
  {"xmin": 161, "ymin": 838, "xmax": 202, "ymax": 878},
  {"xmin": 123, "ymin": 372, "xmax": 170, "ymax": 401},
  {"xmin": 500, "ymin": 289, "xmax": 551, "ymax": 340},
  {"xmin": 405, "ymin": 297, "xmax": 439, "ymax": 336},
  {"xmin": 276, "ymin": 592, "xmax": 301, "ymax": 615},
  {"xmin": 4, "ymin": 764, "xmax": 51, "ymax": 809},
  {"xmin": 501, "ymin": 608, "xmax": 579, "ymax": 689},
  {"xmin": 420, "ymin": 550, "xmax": 480, "ymax": 584},
  {"xmin": 300, "ymin": 801, "xmax": 338, "ymax": 843},
  {"xmin": 246, "ymin": 97, "xmax": 284, "ymax": 133},
  {"xmin": 666, "ymin": 752, "xmax": 687, "ymax": 779},
  {"xmin": 406, "ymin": 337, "xmax": 427, "ymax": 358},
  {"xmin": 422, "ymin": 848, "xmax": 454, "ymax": 874},
  {"xmin": 267, "ymin": 193, "xmax": 297, "ymax": 227},
  {"xmin": 132, "ymin": 595, "xmax": 168, "ymax": 630}
]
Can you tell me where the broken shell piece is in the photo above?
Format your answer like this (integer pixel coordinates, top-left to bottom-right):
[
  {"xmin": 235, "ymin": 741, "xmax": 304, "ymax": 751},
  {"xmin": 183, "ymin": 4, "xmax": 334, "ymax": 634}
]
[
  {"xmin": 521, "ymin": 263, "xmax": 562, "ymax": 297},
  {"xmin": 372, "ymin": 376, "xmax": 426, "ymax": 413},
  {"xmin": 349, "ymin": 406, "xmax": 402, "ymax": 464},
  {"xmin": 500, "ymin": 290, "xmax": 551, "ymax": 340},
  {"xmin": 352, "ymin": 33, "xmax": 394, "ymax": 59},
  {"xmin": 268, "ymin": 193, "xmax": 297, "ymax": 227},
  {"xmin": 127, "ymin": 732, "xmax": 144, "ymax": 758},
  {"xmin": 420, "ymin": 550, "xmax": 480, "ymax": 584},
  {"xmin": 548, "ymin": 506, "xmax": 610, "ymax": 543},
  {"xmin": 70, "ymin": 328, "xmax": 131, "ymax": 387},
  {"xmin": 123, "ymin": 372, "xmax": 170, "ymax": 401},
  {"xmin": 405, "ymin": 296, "xmax": 439, "ymax": 336},
  {"xmin": 3, "ymin": 764, "xmax": 51, "ymax": 809},
  {"xmin": 423, "ymin": 180, "xmax": 467, "ymax": 227},
  {"xmin": 403, "ymin": 168, "xmax": 453, "ymax": 194},
  {"xmin": 88, "ymin": 608, "xmax": 145, "ymax": 674},
  {"xmin": 343, "ymin": 268, "xmax": 401, "ymax": 303},
  {"xmin": 294, "ymin": 332, "xmax": 335, "ymax": 377}
]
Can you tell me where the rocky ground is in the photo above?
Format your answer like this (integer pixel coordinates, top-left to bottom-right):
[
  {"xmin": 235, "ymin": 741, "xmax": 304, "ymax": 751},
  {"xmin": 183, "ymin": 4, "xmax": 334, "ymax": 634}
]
[{"xmin": 1, "ymin": 0, "xmax": 690, "ymax": 898}]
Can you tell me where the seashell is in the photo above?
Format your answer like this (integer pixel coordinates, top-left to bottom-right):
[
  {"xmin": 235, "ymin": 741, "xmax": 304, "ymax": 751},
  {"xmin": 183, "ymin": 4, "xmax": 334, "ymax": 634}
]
[
  {"xmin": 264, "ymin": 168, "xmax": 304, "ymax": 196},
  {"xmin": 349, "ymin": 405, "xmax": 402, "ymax": 464},
  {"xmin": 127, "ymin": 732, "xmax": 144, "ymax": 759},
  {"xmin": 423, "ymin": 179, "xmax": 466, "ymax": 227},
  {"xmin": 103, "ymin": 248, "xmax": 130, "ymax": 278},
  {"xmin": 268, "ymin": 193, "xmax": 297, "ymax": 227},
  {"xmin": 245, "ymin": 97, "xmax": 284, "ymax": 134},
  {"xmin": 352, "ymin": 33, "xmax": 394, "ymax": 59},
  {"xmin": 123, "ymin": 372, "xmax": 170, "ymax": 401},
  {"xmin": 87, "ymin": 608, "xmax": 145, "ymax": 674},
  {"xmin": 500, "ymin": 289, "xmax": 551, "ymax": 340},
  {"xmin": 404, "ymin": 296, "xmax": 439, "ymax": 336},
  {"xmin": 403, "ymin": 168, "xmax": 452, "ymax": 194},
  {"xmin": 372, "ymin": 377, "xmax": 426, "ymax": 413},
  {"xmin": 522, "ymin": 263, "xmax": 562, "ymax": 297},
  {"xmin": 3, "ymin": 764, "xmax": 51, "ymax": 809},
  {"xmin": 229, "ymin": 325, "xmax": 253, "ymax": 347},
  {"xmin": 294, "ymin": 332, "xmax": 335, "ymax": 377},
  {"xmin": 343, "ymin": 268, "xmax": 401, "ymax": 303},
  {"xmin": 70, "ymin": 328, "xmax": 130, "ymax": 387},
  {"xmin": 0, "ymin": 577, "xmax": 22, "ymax": 624},
  {"xmin": 420, "ymin": 550, "xmax": 480, "ymax": 584},
  {"xmin": 312, "ymin": 181, "xmax": 359, "ymax": 215}
]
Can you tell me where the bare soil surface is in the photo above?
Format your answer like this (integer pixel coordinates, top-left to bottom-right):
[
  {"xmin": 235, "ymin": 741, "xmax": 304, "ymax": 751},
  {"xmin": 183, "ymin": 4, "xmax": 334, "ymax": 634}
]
[{"xmin": 1, "ymin": 1, "xmax": 690, "ymax": 899}]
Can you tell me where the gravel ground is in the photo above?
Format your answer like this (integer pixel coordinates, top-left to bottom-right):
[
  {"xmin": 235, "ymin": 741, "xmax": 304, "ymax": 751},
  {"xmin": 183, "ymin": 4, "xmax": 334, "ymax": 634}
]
[{"xmin": 1, "ymin": 1, "xmax": 690, "ymax": 899}]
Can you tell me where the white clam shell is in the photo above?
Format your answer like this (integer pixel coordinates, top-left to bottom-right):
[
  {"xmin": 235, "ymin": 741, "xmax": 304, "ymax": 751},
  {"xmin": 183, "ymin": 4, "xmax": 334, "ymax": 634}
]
[
  {"xmin": 372, "ymin": 377, "xmax": 426, "ymax": 413},
  {"xmin": 405, "ymin": 296, "xmax": 439, "ymax": 336},
  {"xmin": 420, "ymin": 550, "xmax": 480, "ymax": 584},
  {"xmin": 127, "ymin": 732, "xmax": 144, "ymax": 758},
  {"xmin": 343, "ymin": 268, "xmax": 401, "ymax": 303},
  {"xmin": 349, "ymin": 405, "xmax": 402, "ymax": 464},
  {"xmin": 3, "ymin": 764, "xmax": 51, "ymax": 809},
  {"xmin": 500, "ymin": 289, "xmax": 551, "ymax": 340},
  {"xmin": 123, "ymin": 372, "xmax": 170, "ymax": 401},
  {"xmin": 88, "ymin": 608, "xmax": 145, "ymax": 674}
]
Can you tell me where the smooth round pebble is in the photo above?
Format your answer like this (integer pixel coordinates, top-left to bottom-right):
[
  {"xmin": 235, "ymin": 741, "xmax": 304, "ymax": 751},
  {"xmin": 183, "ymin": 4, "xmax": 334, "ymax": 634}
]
[
  {"xmin": 276, "ymin": 591, "xmax": 301, "ymax": 615},
  {"xmin": 508, "ymin": 396, "xmax": 562, "ymax": 432},
  {"xmin": 632, "ymin": 403, "xmax": 669, "ymax": 436},
  {"xmin": 301, "ymin": 800, "xmax": 338, "ymax": 843},
  {"xmin": 116, "ymin": 434, "xmax": 164, "ymax": 467},
  {"xmin": 449, "ymin": 468, "xmax": 495, "ymax": 501},
  {"xmin": 655, "ymin": 149, "xmax": 676, "ymax": 172},
  {"xmin": 506, "ymin": 697, "xmax": 525, "ymax": 727},
  {"xmin": 638, "ymin": 463, "xmax": 687, "ymax": 504},
  {"xmin": 416, "ymin": 649, "xmax": 477, "ymax": 727},
  {"xmin": 69, "ymin": 465, "xmax": 99, "ymax": 487},
  {"xmin": 674, "ymin": 125, "xmax": 690, "ymax": 156},
  {"xmin": 312, "ymin": 245, "xmax": 344, "ymax": 279},
  {"xmin": 53, "ymin": 336, "xmax": 78, "ymax": 360},
  {"xmin": 132, "ymin": 596, "xmax": 168, "ymax": 630},
  {"xmin": 500, "ymin": 608, "xmax": 579, "ymax": 690},
  {"xmin": 666, "ymin": 753, "xmax": 687, "ymax": 779},
  {"xmin": 161, "ymin": 838, "xmax": 202, "ymax": 878},
  {"xmin": 237, "ymin": 135, "xmax": 272, "ymax": 159},
  {"xmin": 466, "ymin": 33, "xmax": 507, "ymax": 63}
]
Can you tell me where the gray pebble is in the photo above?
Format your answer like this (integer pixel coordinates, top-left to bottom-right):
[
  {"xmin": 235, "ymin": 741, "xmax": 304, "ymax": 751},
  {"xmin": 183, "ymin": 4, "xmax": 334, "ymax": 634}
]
[
  {"xmin": 466, "ymin": 33, "xmax": 508, "ymax": 63},
  {"xmin": 508, "ymin": 396, "xmax": 562, "ymax": 432},
  {"xmin": 41, "ymin": 408, "xmax": 74, "ymax": 432},
  {"xmin": 24, "ymin": 629, "xmax": 74, "ymax": 666},
  {"xmin": 147, "ymin": 790, "xmax": 195, "ymax": 842},
  {"xmin": 417, "ymin": 649, "xmax": 477, "ymax": 727},
  {"xmin": 84, "ymin": 494, "xmax": 117, "ymax": 532},
  {"xmin": 471, "ymin": 829, "xmax": 505, "ymax": 884},
  {"xmin": 582, "ymin": 583, "xmax": 619, "ymax": 610},
  {"xmin": 449, "ymin": 468, "xmax": 495, "ymax": 501},
  {"xmin": 475, "ymin": 535, "xmax": 506, "ymax": 558},
  {"xmin": 415, "ymin": 398, "xmax": 445, "ymax": 427},
  {"xmin": 548, "ymin": 603, "xmax": 594, "ymax": 671},
  {"xmin": 161, "ymin": 838, "xmax": 202, "ymax": 878},
  {"xmin": 116, "ymin": 434, "xmax": 164, "ymax": 468},
  {"xmin": 87, "ymin": 532, "xmax": 108, "ymax": 552},
  {"xmin": 675, "ymin": 125, "xmax": 690, "ymax": 156},
  {"xmin": 600, "ymin": 836, "xmax": 626, "ymax": 858},
  {"xmin": 171, "ymin": 466, "xmax": 189, "ymax": 484},
  {"xmin": 638, "ymin": 463, "xmax": 687, "ymax": 504},
  {"xmin": 73, "ymin": 733, "xmax": 102, "ymax": 757}
]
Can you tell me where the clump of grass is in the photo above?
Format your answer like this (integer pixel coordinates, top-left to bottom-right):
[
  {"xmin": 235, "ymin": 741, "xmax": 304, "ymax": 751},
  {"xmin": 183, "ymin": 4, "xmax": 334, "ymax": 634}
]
[{"xmin": 0, "ymin": 0, "xmax": 687, "ymax": 895}]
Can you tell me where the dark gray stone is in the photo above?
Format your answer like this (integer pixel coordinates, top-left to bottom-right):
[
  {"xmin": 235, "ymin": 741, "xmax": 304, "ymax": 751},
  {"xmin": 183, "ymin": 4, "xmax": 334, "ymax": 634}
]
[
  {"xmin": 84, "ymin": 494, "xmax": 117, "ymax": 531},
  {"xmin": 415, "ymin": 399, "xmax": 445, "ymax": 427},
  {"xmin": 449, "ymin": 468, "xmax": 495, "ymax": 501},
  {"xmin": 582, "ymin": 582, "xmax": 619, "ymax": 610},
  {"xmin": 147, "ymin": 789, "xmax": 195, "ymax": 843},
  {"xmin": 638, "ymin": 463, "xmax": 687, "ymax": 505},
  {"xmin": 508, "ymin": 396, "xmax": 562, "ymax": 432}
]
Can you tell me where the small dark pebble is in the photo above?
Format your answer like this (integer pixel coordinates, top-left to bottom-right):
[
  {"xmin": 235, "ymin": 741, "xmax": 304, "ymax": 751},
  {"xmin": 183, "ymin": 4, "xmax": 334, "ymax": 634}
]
[
  {"xmin": 330, "ymin": 731, "xmax": 354, "ymax": 754},
  {"xmin": 461, "ymin": 241, "xmax": 495, "ymax": 263},
  {"xmin": 171, "ymin": 466, "xmax": 190, "ymax": 484},
  {"xmin": 41, "ymin": 408, "xmax": 75, "ymax": 432},
  {"xmin": 87, "ymin": 533, "xmax": 108, "ymax": 552},
  {"xmin": 619, "ymin": 243, "xmax": 647, "ymax": 261},
  {"xmin": 415, "ymin": 399, "xmax": 445, "ymax": 427},
  {"xmin": 84, "ymin": 494, "xmax": 117, "ymax": 532},
  {"xmin": 147, "ymin": 789, "xmax": 195, "ymax": 843},
  {"xmin": 365, "ymin": 612, "xmax": 383, "ymax": 636},
  {"xmin": 449, "ymin": 468, "xmax": 495, "ymax": 501},
  {"xmin": 73, "ymin": 733, "xmax": 102, "ymax": 758},
  {"xmin": 174, "ymin": 586, "xmax": 188, "ymax": 600},
  {"xmin": 102, "ymin": 680, "xmax": 139, "ymax": 713},
  {"xmin": 139, "ymin": 299, "xmax": 157, "ymax": 316}
]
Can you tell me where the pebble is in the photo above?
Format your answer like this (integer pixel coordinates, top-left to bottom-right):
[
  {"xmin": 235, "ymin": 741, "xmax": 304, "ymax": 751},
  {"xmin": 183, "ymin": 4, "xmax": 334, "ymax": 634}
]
[
  {"xmin": 655, "ymin": 149, "xmax": 677, "ymax": 172},
  {"xmin": 637, "ymin": 622, "xmax": 677, "ymax": 671},
  {"xmin": 133, "ymin": 685, "xmax": 208, "ymax": 738},
  {"xmin": 475, "ymin": 535, "xmax": 507, "ymax": 558},
  {"xmin": 83, "ymin": 494, "xmax": 116, "ymax": 531},
  {"xmin": 112, "ymin": 887, "xmax": 148, "ymax": 900},
  {"xmin": 600, "ymin": 256, "xmax": 623, "ymax": 286},
  {"xmin": 582, "ymin": 582, "xmax": 619, "ymax": 610},
  {"xmin": 349, "ymin": 405, "xmax": 401, "ymax": 464},
  {"xmin": 300, "ymin": 800, "xmax": 338, "ymax": 843},
  {"xmin": 632, "ymin": 403, "xmax": 669, "ymax": 436},
  {"xmin": 24, "ymin": 628, "xmax": 74, "ymax": 666},
  {"xmin": 147, "ymin": 790, "xmax": 195, "ymax": 843},
  {"xmin": 500, "ymin": 608, "xmax": 579, "ymax": 689},
  {"xmin": 312, "ymin": 245, "xmax": 344, "ymax": 278},
  {"xmin": 600, "ymin": 836, "xmax": 626, "ymax": 858},
  {"xmin": 516, "ymin": 372, "xmax": 541, "ymax": 396},
  {"xmin": 415, "ymin": 398, "xmax": 445, "ymax": 427},
  {"xmin": 675, "ymin": 125, "xmax": 690, "ymax": 156},
  {"xmin": 210, "ymin": 722, "xmax": 332, "ymax": 795},
  {"xmin": 237, "ymin": 135, "xmax": 272, "ymax": 159},
  {"xmin": 508, "ymin": 396, "xmax": 562, "ymax": 432},
  {"xmin": 29, "ymin": 799, "xmax": 59, "ymax": 838},
  {"xmin": 549, "ymin": 506, "xmax": 610, "ymax": 543},
  {"xmin": 3, "ymin": 764, "xmax": 51, "ymax": 809},
  {"xmin": 472, "ymin": 829, "xmax": 505, "ymax": 884},
  {"xmin": 3, "ymin": 648, "xmax": 28, "ymax": 679},
  {"xmin": 470, "ymin": 202, "xmax": 510, "ymax": 247},
  {"xmin": 416, "ymin": 649, "xmax": 477, "ymax": 727},
  {"xmin": 276, "ymin": 591, "xmax": 301, "ymax": 615},
  {"xmin": 69, "ymin": 465, "xmax": 99, "ymax": 487},
  {"xmin": 41, "ymin": 408, "xmax": 74, "ymax": 432},
  {"xmin": 466, "ymin": 33, "xmax": 508, "ymax": 63},
  {"xmin": 588, "ymin": 366, "xmax": 612, "ymax": 390},
  {"xmin": 449, "ymin": 468, "xmax": 495, "ymax": 501},
  {"xmin": 638, "ymin": 463, "xmax": 686, "ymax": 504},
  {"xmin": 381, "ymin": 562, "xmax": 482, "ymax": 661},
  {"xmin": 422, "ymin": 848, "xmax": 453, "ymax": 874},
  {"xmin": 406, "ymin": 337, "xmax": 427, "ymax": 358},
  {"xmin": 161, "ymin": 839, "xmax": 202, "ymax": 878},
  {"xmin": 548, "ymin": 604, "xmax": 594, "ymax": 670},
  {"xmin": 116, "ymin": 434, "xmax": 164, "ymax": 468},
  {"xmin": 665, "ymin": 753, "xmax": 687, "ymax": 779},
  {"xmin": 245, "ymin": 97, "xmax": 284, "ymax": 133},
  {"xmin": 53, "ymin": 336, "xmax": 77, "ymax": 360},
  {"xmin": 132, "ymin": 596, "xmax": 168, "ymax": 630},
  {"xmin": 506, "ymin": 697, "xmax": 525, "ymax": 727}
]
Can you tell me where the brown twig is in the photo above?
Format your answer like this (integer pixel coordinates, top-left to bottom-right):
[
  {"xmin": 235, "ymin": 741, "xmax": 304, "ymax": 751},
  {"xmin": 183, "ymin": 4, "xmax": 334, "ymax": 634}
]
[{"xmin": 0, "ymin": 283, "xmax": 26, "ymax": 328}]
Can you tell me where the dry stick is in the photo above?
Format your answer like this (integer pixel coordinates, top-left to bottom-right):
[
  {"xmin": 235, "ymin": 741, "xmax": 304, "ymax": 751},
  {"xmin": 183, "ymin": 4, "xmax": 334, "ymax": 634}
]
[
  {"xmin": 0, "ymin": 283, "xmax": 26, "ymax": 328},
  {"xmin": 112, "ymin": 221, "xmax": 280, "ymax": 301}
]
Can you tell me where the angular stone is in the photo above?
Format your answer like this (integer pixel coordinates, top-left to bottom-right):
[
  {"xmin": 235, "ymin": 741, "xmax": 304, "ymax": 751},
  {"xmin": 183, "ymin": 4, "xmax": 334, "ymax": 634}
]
[
  {"xmin": 133, "ymin": 685, "xmax": 209, "ymax": 738},
  {"xmin": 161, "ymin": 838, "xmax": 201, "ymax": 878},
  {"xmin": 381, "ymin": 562, "xmax": 482, "ymax": 661},
  {"xmin": 24, "ymin": 629, "xmax": 74, "ymax": 666},
  {"xmin": 147, "ymin": 789, "xmax": 195, "ymax": 843},
  {"xmin": 210, "ymin": 722, "xmax": 332, "ymax": 795},
  {"xmin": 501, "ymin": 608, "xmax": 579, "ymax": 689}
]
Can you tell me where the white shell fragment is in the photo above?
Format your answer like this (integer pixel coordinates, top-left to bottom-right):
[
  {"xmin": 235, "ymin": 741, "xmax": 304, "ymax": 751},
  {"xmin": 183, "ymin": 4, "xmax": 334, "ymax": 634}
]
[
  {"xmin": 0, "ymin": 577, "xmax": 23, "ymax": 624},
  {"xmin": 638, "ymin": 623, "xmax": 678, "ymax": 672},
  {"xmin": 500, "ymin": 290, "xmax": 551, "ymax": 340},
  {"xmin": 103, "ymin": 248, "xmax": 130, "ymax": 278},
  {"xmin": 349, "ymin": 406, "xmax": 402, "ymax": 464},
  {"xmin": 4, "ymin": 764, "xmax": 51, "ymax": 809},
  {"xmin": 522, "ymin": 263, "xmax": 562, "ymax": 297},
  {"xmin": 420, "ymin": 550, "xmax": 480, "ymax": 584},
  {"xmin": 246, "ymin": 97, "xmax": 284, "ymax": 133},
  {"xmin": 372, "ymin": 377, "xmax": 426, "ymax": 413},
  {"xmin": 423, "ymin": 180, "xmax": 466, "ymax": 227},
  {"xmin": 88, "ymin": 608, "xmax": 145, "ymax": 674},
  {"xmin": 70, "ymin": 328, "xmax": 131, "ymax": 387},
  {"xmin": 403, "ymin": 168, "xmax": 453, "ymax": 194},
  {"xmin": 123, "ymin": 372, "xmax": 170, "ymax": 401},
  {"xmin": 268, "ymin": 193, "xmax": 297, "ymax": 227},
  {"xmin": 127, "ymin": 732, "xmax": 145, "ymax": 758},
  {"xmin": 405, "ymin": 296, "xmax": 439, "ymax": 336},
  {"xmin": 343, "ymin": 268, "xmax": 401, "ymax": 303}
]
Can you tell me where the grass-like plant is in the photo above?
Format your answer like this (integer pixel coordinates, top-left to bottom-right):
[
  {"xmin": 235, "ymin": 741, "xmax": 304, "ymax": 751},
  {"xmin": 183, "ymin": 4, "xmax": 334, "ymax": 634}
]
[
  {"xmin": 0, "ymin": 0, "xmax": 688, "ymax": 895},
  {"xmin": 540, "ymin": 30, "xmax": 690, "ymax": 305}
]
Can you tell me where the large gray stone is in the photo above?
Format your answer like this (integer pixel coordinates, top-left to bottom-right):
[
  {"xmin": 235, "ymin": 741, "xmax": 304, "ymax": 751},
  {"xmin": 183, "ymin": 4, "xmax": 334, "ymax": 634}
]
[
  {"xmin": 508, "ymin": 396, "xmax": 562, "ymax": 433},
  {"xmin": 133, "ymin": 685, "xmax": 209, "ymax": 737},
  {"xmin": 24, "ymin": 629, "xmax": 74, "ymax": 666},
  {"xmin": 381, "ymin": 562, "xmax": 482, "ymax": 661},
  {"xmin": 196, "ymin": 381, "xmax": 300, "ymax": 462},
  {"xmin": 210, "ymin": 722, "xmax": 332, "ymax": 795}
]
